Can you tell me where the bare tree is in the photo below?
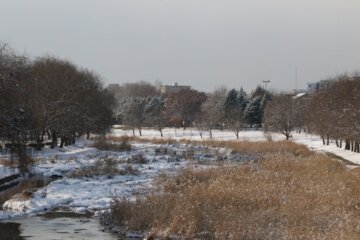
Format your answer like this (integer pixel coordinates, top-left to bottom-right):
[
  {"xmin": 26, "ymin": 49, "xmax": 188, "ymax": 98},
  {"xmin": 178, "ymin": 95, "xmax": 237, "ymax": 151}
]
[
  {"xmin": 118, "ymin": 97, "xmax": 147, "ymax": 136},
  {"xmin": 197, "ymin": 87, "xmax": 227, "ymax": 138},
  {"xmin": 305, "ymin": 74, "xmax": 360, "ymax": 152},
  {"xmin": 224, "ymin": 88, "xmax": 248, "ymax": 139},
  {"xmin": 145, "ymin": 96, "xmax": 166, "ymax": 137},
  {"xmin": 264, "ymin": 94, "xmax": 296, "ymax": 140},
  {"xmin": 165, "ymin": 89, "xmax": 206, "ymax": 129}
]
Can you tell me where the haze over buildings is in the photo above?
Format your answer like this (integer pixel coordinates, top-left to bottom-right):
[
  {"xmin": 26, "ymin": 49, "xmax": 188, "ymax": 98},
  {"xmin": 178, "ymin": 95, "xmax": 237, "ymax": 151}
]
[{"xmin": 1, "ymin": 0, "xmax": 360, "ymax": 92}]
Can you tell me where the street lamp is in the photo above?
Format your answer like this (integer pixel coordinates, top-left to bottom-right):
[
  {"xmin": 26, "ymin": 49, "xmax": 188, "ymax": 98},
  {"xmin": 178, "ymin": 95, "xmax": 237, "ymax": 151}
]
[{"xmin": 262, "ymin": 80, "xmax": 270, "ymax": 91}]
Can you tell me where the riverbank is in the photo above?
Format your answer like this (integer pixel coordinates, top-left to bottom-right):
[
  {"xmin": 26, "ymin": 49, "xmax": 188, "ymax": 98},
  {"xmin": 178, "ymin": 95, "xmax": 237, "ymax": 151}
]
[{"xmin": 0, "ymin": 137, "xmax": 238, "ymax": 220}]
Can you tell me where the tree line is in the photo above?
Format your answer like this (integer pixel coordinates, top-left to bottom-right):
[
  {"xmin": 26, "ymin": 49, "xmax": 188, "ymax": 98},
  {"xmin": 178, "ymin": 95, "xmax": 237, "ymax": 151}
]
[
  {"xmin": 117, "ymin": 75, "xmax": 360, "ymax": 155},
  {"xmin": 263, "ymin": 74, "xmax": 360, "ymax": 153},
  {"xmin": 0, "ymin": 43, "xmax": 114, "ymax": 160},
  {"xmin": 115, "ymin": 82, "xmax": 271, "ymax": 139}
]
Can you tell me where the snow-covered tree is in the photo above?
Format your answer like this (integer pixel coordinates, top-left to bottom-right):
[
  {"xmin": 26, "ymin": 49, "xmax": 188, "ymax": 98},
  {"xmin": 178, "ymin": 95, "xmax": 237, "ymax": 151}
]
[
  {"xmin": 245, "ymin": 96, "xmax": 262, "ymax": 129},
  {"xmin": 118, "ymin": 97, "xmax": 147, "ymax": 136},
  {"xmin": 196, "ymin": 87, "xmax": 227, "ymax": 138},
  {"xmin": 144, "ymin": 96, "xmax": 166, "ymax": 137}
]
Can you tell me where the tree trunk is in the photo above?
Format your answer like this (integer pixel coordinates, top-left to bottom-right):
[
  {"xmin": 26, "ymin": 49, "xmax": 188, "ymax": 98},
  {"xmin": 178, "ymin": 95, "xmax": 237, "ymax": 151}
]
[
  {"xmin": 36, "ymin": 137, "xmax": 43, "ymax": 151},
  {"xmin": 345, "ymin": 140, "xmax": 350, "ymax": 150},
  {"xmin": 355, "ymin": 142, "xmax": 360, "ymax": 153},
  {"xmin": 159, "ymin": 127, "xmax": 163, "ymax": 137},
  {"xmin": 51, "ymin": 130, "xmax": 57, "ymax": 149},
  {"xmin": 72, "ymin": 131, "xmax": 76, "ymax": 144},
  {"xmin": 235, "ymin": 130, "xmax": 239, "ymax": 139}
]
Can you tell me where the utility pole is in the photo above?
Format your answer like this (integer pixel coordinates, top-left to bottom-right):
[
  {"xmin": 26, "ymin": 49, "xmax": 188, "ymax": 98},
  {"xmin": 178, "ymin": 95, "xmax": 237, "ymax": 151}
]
[
  {"xmin": 262, "ymin": 80, "xmax": 270, "ymax": 91},
  {"xmin": 295, "ymin": 67, "xmax": 298, "ymax": 91}
]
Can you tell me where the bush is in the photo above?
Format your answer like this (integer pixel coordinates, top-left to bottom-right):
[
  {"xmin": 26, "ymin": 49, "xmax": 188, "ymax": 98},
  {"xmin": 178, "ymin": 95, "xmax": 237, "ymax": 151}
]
[
  {"xmin": 92, "ymin": 136, "xmax": 131, "ymax": 152},
  {"xmin": 70, "ymin": 156, "xmax": 122, "ymax": 177},
  {"xmin": 69, "ymin": 156, "xmax": 141, "ymax": 178},
  {"xmin": 18, "ymin": 156, "xmax": 35, "ymax": 174},
  {"xmin": 119, "ymin": 165, "xmax": 140, "ymax": 176},
  {"xmin": 127, "ymin": 154, "xmax": 147, "ymax": 164},
  {"xmin": 110, "ymin": 142, "xmax": 360, "ymax": 239}
]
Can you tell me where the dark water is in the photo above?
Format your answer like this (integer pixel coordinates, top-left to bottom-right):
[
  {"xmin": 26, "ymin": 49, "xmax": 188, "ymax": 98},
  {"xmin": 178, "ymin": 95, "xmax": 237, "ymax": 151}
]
[
  {"xmin": 0, "ymin": 215, "xmax": 118, "ymax": 240},
  {"xmin": 0, "ymin": 176, "xmax": 119, "ymax": 240},
  {"xmin": 0, "ymin": 165, "xmax": 18, "ymax": 179},
  {"xmin": 0, "ymin": 222, "xmax": 24, "ymax": 240},
  {"xmin": 0, "ymin": 175, "xmax": 52, "ymax": 209}
]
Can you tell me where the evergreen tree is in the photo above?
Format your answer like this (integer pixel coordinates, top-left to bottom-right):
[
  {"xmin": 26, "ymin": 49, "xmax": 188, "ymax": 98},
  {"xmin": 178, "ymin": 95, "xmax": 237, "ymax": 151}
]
[{"xmin": 245, "ymin": 96, "xmax": 262, "ymax": 128}]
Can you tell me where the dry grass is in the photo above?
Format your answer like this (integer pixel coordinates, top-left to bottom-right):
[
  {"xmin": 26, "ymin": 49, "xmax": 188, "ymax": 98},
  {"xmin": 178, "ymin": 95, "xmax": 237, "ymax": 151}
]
[
  {"xmin": 69, "ymin": 156, "xmax": 139, "ymax": 178},
  {"xmin": 0, "ymin": 158, "xmax": 15, "ymax": 167},
  {"xmin": 198, "ymin": 140, "xmax": 312, "ymax": 157},
  {"xmin": 107, "ymin": 135, "xmax": 178, "ymax": 145},
  {"xmin": 127, "ymin": 153, "xmax": 148, "ymax": 164},
  {"xmin": 109, "ymin": 135, "xmax": 311, "ymax": 158},
  {"xmin": 110, "ymin": 142, "xmax": 360, "ymax": 239},
  {"xmin": 92, "ymin": 136, "xmax": 132, "ymax": 152},
  {"xmin": 0, "ymin": 156, "xmax": 34, "ymax": 174},
  {"xmin": 18, "ymin": 156, "xmax": 35, "ymax": 174}
]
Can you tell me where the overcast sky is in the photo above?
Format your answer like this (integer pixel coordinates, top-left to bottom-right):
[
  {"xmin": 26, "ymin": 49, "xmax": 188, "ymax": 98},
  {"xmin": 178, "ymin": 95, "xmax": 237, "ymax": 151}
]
[{"xmin": 1, "ymin": 0, "xmax": 360, "ymax": 92}]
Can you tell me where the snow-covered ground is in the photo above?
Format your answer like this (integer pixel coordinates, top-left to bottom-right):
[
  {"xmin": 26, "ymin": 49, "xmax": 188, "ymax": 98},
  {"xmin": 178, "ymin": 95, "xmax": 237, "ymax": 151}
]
[
  {"xmin": 1, "ymin": 128, "xmax": 359, "ymax": 221},
  {"xmin": 111, "ymin": 127, "xmax": 360, "ymax": 164},
  {"xmin": 0, "ymin": 140, "xmax": 236, "ymax": 220}
]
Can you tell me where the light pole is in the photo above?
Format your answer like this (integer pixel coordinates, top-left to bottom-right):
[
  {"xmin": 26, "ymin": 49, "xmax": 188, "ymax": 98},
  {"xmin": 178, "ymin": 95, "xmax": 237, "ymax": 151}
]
[{"xmin": 262, "ymin": 80, "xmax": 270, "ymax": 91}]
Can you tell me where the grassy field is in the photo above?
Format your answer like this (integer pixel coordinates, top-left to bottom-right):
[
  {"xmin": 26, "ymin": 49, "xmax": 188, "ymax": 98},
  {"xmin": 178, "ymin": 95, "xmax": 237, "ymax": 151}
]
[{"xmin": 109, "ymin": 140, "xmax": 360, "ymax": 240}]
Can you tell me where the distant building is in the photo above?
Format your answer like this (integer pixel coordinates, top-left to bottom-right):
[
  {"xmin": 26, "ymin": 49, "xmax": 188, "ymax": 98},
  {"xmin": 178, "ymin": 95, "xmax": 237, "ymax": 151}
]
[
  {"xmin": 160, "ymin": 82, "xmax": 191, "ymax": 95},
  {"xmin": 307, "ymin": 79, "xmax": 334, "ymax": 93}
]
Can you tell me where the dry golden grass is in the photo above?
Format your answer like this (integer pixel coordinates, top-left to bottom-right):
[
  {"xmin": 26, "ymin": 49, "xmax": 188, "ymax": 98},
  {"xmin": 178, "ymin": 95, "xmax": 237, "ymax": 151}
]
[
  {"xmin": 0, "ymin": 158, "xmax": 15, "ymax": 167},
  {"xmin": 91, "ymin": 136, "xmax": 132, "ymax": 151},
  {"xmin": 106, "ymin": 135, "xmax": 178, "ymax": 145},
  {"xmin": 108, "ymin": 135, "xmax": 311, "ymax": 158},
  {"xmin": 110, "ymin": 141, "xmax": 360, "ymax": 240},
  {"xmin": 199, "ymin": 139, "xmax": 312, "ymax": 157},
  {"xmin": 69, "ymin": 156, "xmax": 139, "ymax": 178}
]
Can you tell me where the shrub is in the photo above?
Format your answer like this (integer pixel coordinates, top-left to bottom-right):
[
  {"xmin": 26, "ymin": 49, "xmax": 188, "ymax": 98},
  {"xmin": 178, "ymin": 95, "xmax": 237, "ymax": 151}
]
[
  {"xmin": 110, "ymin": 146, "xmax": 360, "ymax": 239},
  {"xmin": 92, "ymin": 136, "xmax": 131, "ymax": 152},
  {"xmin": 119, "ymin": 165, "xmax": 140, "ymax": 175},
  {"xmin": 69, "ymin": 156, "xmax": 122, "ymax": 177},
  {"xmin": 127, "ymin": 154, "xmax": 148, "ymax": 164},
  {"xmin": 18, "ymin": 156, "xmax": 35, "ymax": 174}
]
